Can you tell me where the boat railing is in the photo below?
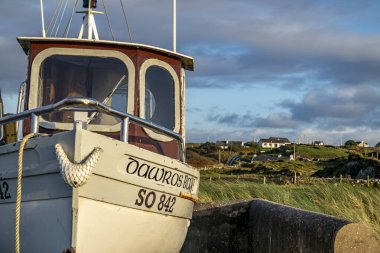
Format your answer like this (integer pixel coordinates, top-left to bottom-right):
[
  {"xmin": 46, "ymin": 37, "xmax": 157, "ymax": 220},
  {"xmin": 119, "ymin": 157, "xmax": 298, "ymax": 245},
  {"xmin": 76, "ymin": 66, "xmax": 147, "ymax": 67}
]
[{"xmin": 0, "ymin": 97, "xmax": 185, "ymax": 161}]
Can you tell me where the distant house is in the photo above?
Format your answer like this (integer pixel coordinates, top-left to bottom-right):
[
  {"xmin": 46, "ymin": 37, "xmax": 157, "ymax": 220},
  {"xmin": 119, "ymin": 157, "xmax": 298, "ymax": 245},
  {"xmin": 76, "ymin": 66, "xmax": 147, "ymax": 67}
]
[
  {"xmin": 258, "ymin": 137, "xmax": 291, "ymax": 148},
  {"xmin": 215, "ymin": 141, "xmax": 228, "ymax": 149},
  {"xmin": 356, "ymin": 140, "xmax": 369, "ymax": 148},
  {"xmin": 216, "ymin": 140, "xmax": 245, "ymax": 149},
  {"xmin": 313, "ymin": 141, "xmax": 324, "ymax": 146}
]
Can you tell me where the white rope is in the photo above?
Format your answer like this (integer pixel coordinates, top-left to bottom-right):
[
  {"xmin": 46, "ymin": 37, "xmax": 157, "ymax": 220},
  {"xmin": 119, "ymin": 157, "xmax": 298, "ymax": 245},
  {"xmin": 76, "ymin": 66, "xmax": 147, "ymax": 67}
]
[
  {"xmin": 55, "ymin": 0, "xmax": 69, "ymax": 37},
  {"xmin": 63, "ymin": 0, "xmax": 79, "ymax": 37},
  {"xmin": 47, "ymin": 0, "xmax": 62, "ymax": 35},
  {"xmin": 50, "ymin": 0, "xmax": 65, "ymax": 36},
  {"xmin": 55, "ymin": 144, "xmax": 103, "ymax": 188},
  {"xmin": 120, "ymin": 0, "xmax": 133, "ymax": 41},
  {"xmin": 102, "ymin": 0, "xmax": 115, "ymax": 40},
  {"xmin": 15, "ymin": 133, "xmax": 38, "ymax": 253}
]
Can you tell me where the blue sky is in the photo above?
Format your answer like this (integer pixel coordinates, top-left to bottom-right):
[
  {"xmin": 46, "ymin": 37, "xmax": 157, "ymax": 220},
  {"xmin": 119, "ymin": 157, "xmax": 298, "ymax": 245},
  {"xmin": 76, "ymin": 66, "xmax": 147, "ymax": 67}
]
[{"xmin": 2, "ymin": 0, "xmax": 380, "ymax": 145}]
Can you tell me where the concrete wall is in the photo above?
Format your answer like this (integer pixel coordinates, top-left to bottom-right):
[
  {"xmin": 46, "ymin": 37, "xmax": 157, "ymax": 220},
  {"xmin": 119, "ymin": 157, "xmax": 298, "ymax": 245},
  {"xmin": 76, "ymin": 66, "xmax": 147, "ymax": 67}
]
[{"xmin": 181, "ymin": 199, "xmax": 380, "ymax": 253}]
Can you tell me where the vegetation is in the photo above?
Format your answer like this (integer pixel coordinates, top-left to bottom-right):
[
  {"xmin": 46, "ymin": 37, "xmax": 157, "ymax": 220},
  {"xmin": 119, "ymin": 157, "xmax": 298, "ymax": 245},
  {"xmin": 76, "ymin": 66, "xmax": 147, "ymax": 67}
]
[
  {"xmin": 345, "ymin": 140, "xmax": 357, "ymax": 147},
  {"xmin": 187, "ymin": 142, "xmax": 380, "ymax": 179},
  {"xmin": 189, "ymin": 141, "xmax": 380, "ymax": 235},
  {"xmin": 187, "ymin": 142, "xmax": 238, "ymax": 166},
  {"xmin": 206, "ymin": 160, "xmax": 320, "ymax": 177},
  {"xmin": 199, "ymin": 179, "xmax": 380, "ymax": 235},
  {"xmin": 186, "ymin": 150, "xmax": 218, "ymax": 168},
  {"xmin": 293, "ymin": 145, "xmax": 348, "ymax": 159}
]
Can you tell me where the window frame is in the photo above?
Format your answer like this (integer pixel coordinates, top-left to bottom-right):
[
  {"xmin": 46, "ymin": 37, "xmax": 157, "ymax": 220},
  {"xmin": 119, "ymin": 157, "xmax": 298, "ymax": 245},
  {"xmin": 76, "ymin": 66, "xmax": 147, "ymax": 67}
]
[
  {"xmin": 139, "ymin": 59, "xmax": 180, "ymax": 142},
  {"xmin": 29, "ymin": 48, "xmax": 135, "ymax": 132}
]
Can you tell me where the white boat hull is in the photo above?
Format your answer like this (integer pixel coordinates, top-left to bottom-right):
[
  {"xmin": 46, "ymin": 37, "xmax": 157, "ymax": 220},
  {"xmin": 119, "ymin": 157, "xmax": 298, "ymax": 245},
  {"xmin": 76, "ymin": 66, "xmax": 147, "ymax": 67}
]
[
  {"xmin": 76, "ymin": 197, "xmax": 190, "ymax": 252},
  {"xmin": 0, "ymin": 128, "xmax": 199, "ymax": 253}
]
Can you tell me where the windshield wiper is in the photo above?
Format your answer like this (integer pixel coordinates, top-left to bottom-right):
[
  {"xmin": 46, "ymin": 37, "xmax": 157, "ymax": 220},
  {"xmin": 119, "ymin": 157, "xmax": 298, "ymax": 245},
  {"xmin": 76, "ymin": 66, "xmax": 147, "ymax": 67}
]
[{"xmin": 87, "ymin": 75, "xmax": 126, "ymax": 124}]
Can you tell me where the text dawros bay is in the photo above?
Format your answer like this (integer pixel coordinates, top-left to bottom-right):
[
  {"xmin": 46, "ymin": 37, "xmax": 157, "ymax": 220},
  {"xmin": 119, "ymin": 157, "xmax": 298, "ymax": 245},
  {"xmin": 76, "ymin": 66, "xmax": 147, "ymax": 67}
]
[{"xmin": 125, "ymin": 157, "xmax": 196, "ymax": 192}]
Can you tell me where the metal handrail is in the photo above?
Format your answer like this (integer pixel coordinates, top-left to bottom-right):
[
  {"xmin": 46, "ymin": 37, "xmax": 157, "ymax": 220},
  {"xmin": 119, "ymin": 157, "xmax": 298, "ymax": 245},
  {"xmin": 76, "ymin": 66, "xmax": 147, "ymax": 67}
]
[{"xmin": 0, "ymin": 97, "xmax": 185, "ymax": 161}]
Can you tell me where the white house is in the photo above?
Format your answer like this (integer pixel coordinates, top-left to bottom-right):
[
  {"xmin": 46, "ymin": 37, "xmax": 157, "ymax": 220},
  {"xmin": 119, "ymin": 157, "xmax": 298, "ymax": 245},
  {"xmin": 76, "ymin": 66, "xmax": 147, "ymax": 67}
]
[
  {"xmin": 356, "ymin": 140, "xmax": 369, "ymax": 148},
  {"xmin": 312, "ymin": 141, "xmax": 324, "ymax": 146},
  {"xmin": 258, "ymin": 137, "xmax": 291, "ymax": 148},
  {"xmin": 216, "ymin": 140, "xmax": 245, "ymax": 149}
]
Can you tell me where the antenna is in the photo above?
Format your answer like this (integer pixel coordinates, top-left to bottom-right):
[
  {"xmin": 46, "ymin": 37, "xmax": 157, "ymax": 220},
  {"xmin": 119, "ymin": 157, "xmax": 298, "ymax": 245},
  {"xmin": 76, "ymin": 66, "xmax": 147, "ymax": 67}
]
[
  {"xmin": 173, "ymin": 0, "xmax": 176, "ymax": 52},
  {"xmin": 40, "ymin": 0, "xmax": 46, "ymax": 37}
]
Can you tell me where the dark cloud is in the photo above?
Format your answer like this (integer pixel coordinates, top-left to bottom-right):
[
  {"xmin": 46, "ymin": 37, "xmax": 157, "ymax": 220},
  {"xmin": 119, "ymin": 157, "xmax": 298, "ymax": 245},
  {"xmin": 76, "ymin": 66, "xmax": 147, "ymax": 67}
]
[
  {"xmin": 206, "ymin": 85, "xmax": 380, "ymax": 134},
  {"xmin": 207, "ymin": 110, "xmax": 298, "ymax": 129},
  {"xmin": 282, "ymin": 86, "xmax": 380, "ymax": 128},
  {"xmin": 254, "ymin": 113, "xmax": 298, "ymax": 129},
  {"xmin": 208, "ymin": 112, "xmax": 242, "ymax": 125},
  {"xmin": 3, "ymin": 0, "xmax": 380, "ymax": 93}
]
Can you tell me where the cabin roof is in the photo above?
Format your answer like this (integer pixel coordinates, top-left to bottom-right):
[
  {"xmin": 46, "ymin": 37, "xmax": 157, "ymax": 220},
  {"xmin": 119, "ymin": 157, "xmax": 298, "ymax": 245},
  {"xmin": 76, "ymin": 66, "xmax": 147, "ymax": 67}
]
[{"xmin": 17, "ymin": 37, "xmax": 194, "ymax": 71}]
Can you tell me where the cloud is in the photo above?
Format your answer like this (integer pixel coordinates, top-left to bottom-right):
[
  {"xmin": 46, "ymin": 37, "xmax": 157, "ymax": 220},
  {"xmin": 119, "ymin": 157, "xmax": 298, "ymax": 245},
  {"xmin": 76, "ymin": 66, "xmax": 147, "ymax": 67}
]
[
  {"xmin": 182, "ymin": 1, "xmax": 380, "ymax": 90},
  {"xmin": 282, "ymin": 86, "xmax": 380, "ymax": 128},
  {"xmin": 207, "ymin": 85, "xmax": 380, "ymax": 130},
  {"xmin": 187, "ymin": 107, "xmax": 202, "ymax": 113},
  {"xmin": 207, "ymin": 110, "xmax": 298, "ymax": 129},
  {"xmin": 3, "ymin": 0, "xmax": 380, "ymax": 93},
  {"xmin": 254, "ymin": 113, "xmax": 298, "ymax": 129},
  {"xmin": 187, "ymin": 126, "xmax": 298, "ymax": 143},
  {"xmin": 208, "ymin": 112, "xmax": 242, "ymax": 125},
  {"xmin": 187, "ymin": 127, "xmax": 254, "ymax": 143},
  {"xmin": 204, "ymin": 84, "xmax": 380, "ymax": 145},
  {"xmin": 2, "ymin": 0, "xmax": 380, "ymax": 145}
]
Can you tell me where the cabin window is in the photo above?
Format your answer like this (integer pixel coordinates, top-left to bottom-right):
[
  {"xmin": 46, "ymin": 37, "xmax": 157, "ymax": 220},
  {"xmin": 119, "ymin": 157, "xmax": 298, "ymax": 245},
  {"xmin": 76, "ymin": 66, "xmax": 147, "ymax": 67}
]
[
  {"xmin": 139, "ymin": 59, "xmax": 180, "ymax": 141},
  {"xmin": 145, "ymin": 66, "xmax": 175, "ymax": 129},
  {"xmin": 38, "ymin": 55, "xmax": 129, "ymax": 125}
]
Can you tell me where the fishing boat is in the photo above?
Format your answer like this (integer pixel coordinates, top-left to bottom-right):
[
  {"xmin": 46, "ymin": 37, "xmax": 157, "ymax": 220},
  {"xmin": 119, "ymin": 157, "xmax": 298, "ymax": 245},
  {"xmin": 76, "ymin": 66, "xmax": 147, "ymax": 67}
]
[{"xmin": 0, "ymin": 1, "xmax": 199, "ymax": 252}]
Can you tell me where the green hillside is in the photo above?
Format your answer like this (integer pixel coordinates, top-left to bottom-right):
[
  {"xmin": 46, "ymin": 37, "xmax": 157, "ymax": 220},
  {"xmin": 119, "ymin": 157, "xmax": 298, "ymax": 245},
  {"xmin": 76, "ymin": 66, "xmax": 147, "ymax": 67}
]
[{"xmin": 187, "ymin": 142, "xmax": 380, "ymax": 179}]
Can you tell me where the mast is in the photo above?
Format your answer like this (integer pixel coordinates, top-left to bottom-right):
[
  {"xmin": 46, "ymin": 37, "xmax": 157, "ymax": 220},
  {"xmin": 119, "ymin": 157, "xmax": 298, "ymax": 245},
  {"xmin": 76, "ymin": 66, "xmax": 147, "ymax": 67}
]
[
  {"xmin": 40, "ymin": 0, "xmax": 46, "ymax": 37},
  {"xmin": 78, "ymin": 0, "xmax": 103, "ymax": 40},
  {"xmin": 173, "ymin": 0, "xmax": 176, "ymax": 52}
]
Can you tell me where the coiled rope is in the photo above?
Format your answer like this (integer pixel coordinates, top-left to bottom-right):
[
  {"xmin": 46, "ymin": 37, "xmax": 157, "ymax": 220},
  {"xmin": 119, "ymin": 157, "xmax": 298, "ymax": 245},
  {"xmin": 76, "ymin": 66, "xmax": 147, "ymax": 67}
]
[{"xmin": 15, "ymin": 133, "xmax": 38, "ymax": 253}]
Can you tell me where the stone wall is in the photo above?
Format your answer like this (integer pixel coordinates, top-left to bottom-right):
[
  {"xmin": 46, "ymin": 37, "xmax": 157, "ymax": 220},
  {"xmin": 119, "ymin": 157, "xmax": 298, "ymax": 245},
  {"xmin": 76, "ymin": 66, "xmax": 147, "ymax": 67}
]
[{"xmin": 181, "ymin": 199, "xmax": 380, "ymax": 253}]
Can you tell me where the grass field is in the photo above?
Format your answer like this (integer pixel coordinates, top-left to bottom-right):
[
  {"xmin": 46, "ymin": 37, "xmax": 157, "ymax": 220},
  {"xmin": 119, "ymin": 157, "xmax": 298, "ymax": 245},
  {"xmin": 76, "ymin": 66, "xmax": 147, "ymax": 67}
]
[
  {"xmin": 294, "ymin": 145, "xmax": 349, "ymax": 159},
  {"xmin": 198, "ymin": 179, "xmax": 380, "ymax": 235},
  {"xmin": 227, "ymin": 160, "xmax": 322, "ymax": 176}
]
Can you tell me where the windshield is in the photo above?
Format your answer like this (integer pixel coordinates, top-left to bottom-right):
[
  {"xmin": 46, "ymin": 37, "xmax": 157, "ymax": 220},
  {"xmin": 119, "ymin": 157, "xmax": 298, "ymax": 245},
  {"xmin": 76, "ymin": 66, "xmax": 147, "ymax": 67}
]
[{"xmin": 38, "ymin": 55, "xmax": 129, "ymax": 125}]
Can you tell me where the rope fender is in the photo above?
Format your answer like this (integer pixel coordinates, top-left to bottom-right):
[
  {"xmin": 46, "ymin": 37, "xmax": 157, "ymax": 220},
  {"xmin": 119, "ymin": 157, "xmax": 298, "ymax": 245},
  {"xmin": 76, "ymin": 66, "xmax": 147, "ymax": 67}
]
[{"xmin": 55, "ymin": 144, "xmax": 103, "ymax": 188}]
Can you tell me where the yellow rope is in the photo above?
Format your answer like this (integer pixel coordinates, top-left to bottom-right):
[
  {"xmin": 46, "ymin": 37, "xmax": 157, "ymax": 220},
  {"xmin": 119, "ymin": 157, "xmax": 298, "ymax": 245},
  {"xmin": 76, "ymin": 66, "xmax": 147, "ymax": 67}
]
[
  {"xmin": 15, "ymin": 133, "xmax": 37, "ymax": 253},
  {"xmin": 179, "ymin": 192, "xmax": 198, "ymax": 202}
]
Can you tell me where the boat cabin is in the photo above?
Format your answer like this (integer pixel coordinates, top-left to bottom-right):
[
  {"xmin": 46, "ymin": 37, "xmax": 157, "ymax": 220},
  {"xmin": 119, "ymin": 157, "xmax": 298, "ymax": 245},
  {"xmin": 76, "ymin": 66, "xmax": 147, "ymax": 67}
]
[{"xmin": 17, "ymin": 37, "xmax": 194, "ymax": 160}]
